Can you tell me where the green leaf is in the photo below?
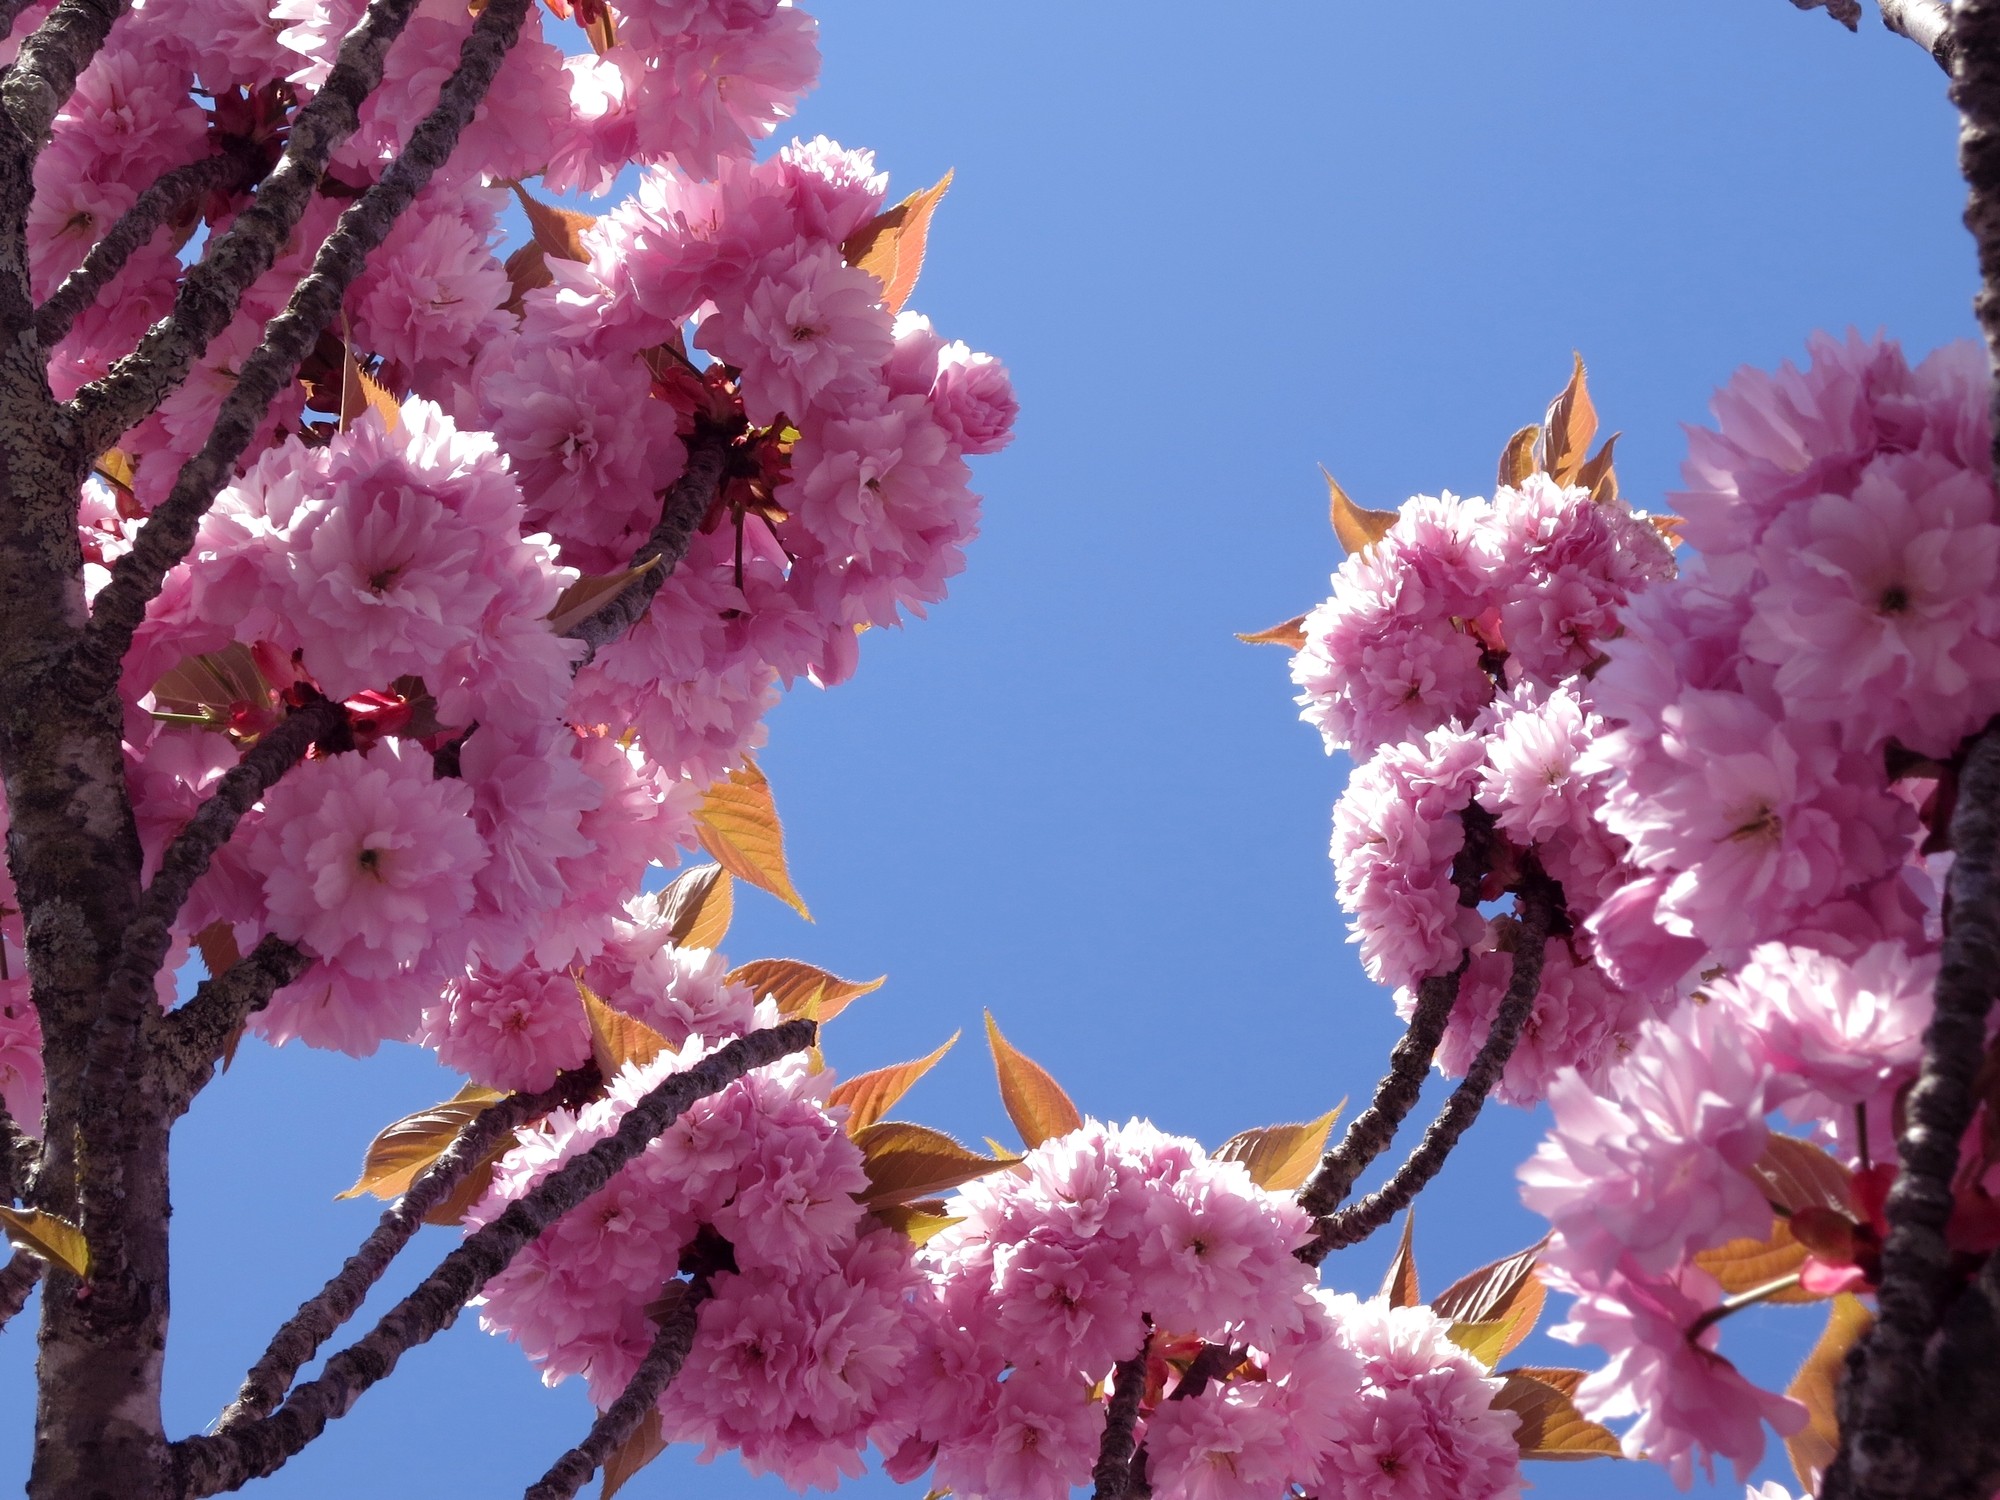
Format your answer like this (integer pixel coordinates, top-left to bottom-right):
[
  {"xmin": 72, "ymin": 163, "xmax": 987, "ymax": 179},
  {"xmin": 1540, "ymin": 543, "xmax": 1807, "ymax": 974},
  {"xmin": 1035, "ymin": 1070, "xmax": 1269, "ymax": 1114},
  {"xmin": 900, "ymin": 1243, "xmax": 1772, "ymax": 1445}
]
[
  {"xmin": 1491, "ymin": 1368, "xmax": 1622, "ymax": 1460},
  {"xmin": 853, "ymin": 1121, "xmax": 1019, "ymax": 1209},
  {"xmin": 984, "ymin": 1012, "xmax": 1083, "ymax": 1150},
  {"xmin": 828, "ymin": 1033, "xmax": 959, "ymax": 1137},
  {"xmin": 654, "ymin": 864, "xmax": 734, "ymax": 950},
  {"xmin": 728, "ymin": 959, "xmax": 883, "ymax": 1023},
  {"xmin": 1212, "ymin": 1102, "xmax": 1344, "ymax": 1192},
  {"xmin": 695, "ymin": 758, "xmax": 811, "ymax": 921},
  {"xmin": 0, "ymin": 1206, "xmax": 88, "ymax": 1278},
  {"xmin": 1785, "ymin": 1293, "xmax": 1871, "ymax": 1491},
  {"xmin": 1381, "ymin": 1210, "xmax": 1419, "ymax": 1308},
  {"xmin": 337, "ymin": 1082, "xmax": 504, "ymax": 1202}
]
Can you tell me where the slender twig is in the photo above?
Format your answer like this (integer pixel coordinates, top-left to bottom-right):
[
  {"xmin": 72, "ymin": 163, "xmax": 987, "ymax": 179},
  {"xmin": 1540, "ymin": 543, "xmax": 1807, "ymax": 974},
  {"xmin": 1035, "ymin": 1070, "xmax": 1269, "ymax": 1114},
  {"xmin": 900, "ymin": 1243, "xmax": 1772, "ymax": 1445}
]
[
  {"xmin": 0, "ymin": 1251, "xmax": 41, "ymax": 1331},
  {"xmin": 36, "ymin": 150, "xmax": 247, "ymax": 347},
  {"xmin": 158, "ymin": 934, "xmax": 314, "ymax": 1116},
  {"xmin": 66, "ymin": 0, "xmax": 423, "ymax": 458},
  {"xmin": 170, "ymin": 1020, "xmax": 816, "ymax": 1498},
  {"xmin": 521, "ymin": 1274, "xmax": 711, "ymax": 1500},
  {"xmin": 562, "ymin": 433, "xmax": 732, "ymax": 664},
  {"xmin": 1827, "ymin": 727, "xmax": 2000, "ymax": 1500},
  {"xmin": 1300, "ymin": 880, "xmax": 1556, "ymax": 1265},
  {"xmin": 217, "ymin": 1064, "xmax": 600, "ymax": 1430},
  {"xmin": 110, "ymin": 696, "xmax": 343, "ymax": 1026},
  {"xmin": 77, "ymin": 0, "xmax": 535, "ymax": 697},
  {"xmin": 1090, "ymin": 1341, "xmax": 1151, "ymax": 1500}
]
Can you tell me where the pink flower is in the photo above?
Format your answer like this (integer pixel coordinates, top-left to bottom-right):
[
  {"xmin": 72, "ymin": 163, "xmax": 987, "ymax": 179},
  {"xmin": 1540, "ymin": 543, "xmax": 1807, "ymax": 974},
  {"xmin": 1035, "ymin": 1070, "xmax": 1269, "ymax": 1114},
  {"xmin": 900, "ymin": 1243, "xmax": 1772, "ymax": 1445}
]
[
  {"xmin": 1522, "ymin": 999, "xmax": 1773, "ymax": 1280},
  {"xmin": 251, "ymin": 739, "xmax": 488, "ymax": 985},
  {"xmin": 697, "ymin": 243, "xmax": 893, "ymax": 426},
  {"xmin": 418, "ymin": 962, "xmax": 591, "ymax": 1094},
  {"xmin": 1551, "ymin": 1266, "xmax": 1805, "ymax": 1486},
  {"xmin": 1144, "ymin": 1387, "xmax": 1296, "ymax": 1500},
  {"xmin": 930, "ymin": 344, "xmax": 1018, "ymax": 455}
]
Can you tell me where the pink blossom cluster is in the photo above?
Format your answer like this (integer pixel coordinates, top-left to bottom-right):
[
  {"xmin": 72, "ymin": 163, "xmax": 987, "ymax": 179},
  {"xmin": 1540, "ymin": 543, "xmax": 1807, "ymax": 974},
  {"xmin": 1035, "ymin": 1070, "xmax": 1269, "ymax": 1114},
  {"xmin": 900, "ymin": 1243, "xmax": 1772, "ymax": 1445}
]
[
  {"xmin": 1503, "ymin": 336, "xmax": 1998, "ymax": 1486},
  {"xmin": 471, "ymin": 1005, "xmax": 932, "ymax": 1490},
  {"xmin": 1300, "ymin": 475, "xmax": 1676, "ymax": 1103},
  {"xmin": 14, "ymin": 0, "xmax": 1016, "ymax": 1071},
  {"xmin": 883, "ymin": 1119, "xmax": 1521, "ymax": 1500}
]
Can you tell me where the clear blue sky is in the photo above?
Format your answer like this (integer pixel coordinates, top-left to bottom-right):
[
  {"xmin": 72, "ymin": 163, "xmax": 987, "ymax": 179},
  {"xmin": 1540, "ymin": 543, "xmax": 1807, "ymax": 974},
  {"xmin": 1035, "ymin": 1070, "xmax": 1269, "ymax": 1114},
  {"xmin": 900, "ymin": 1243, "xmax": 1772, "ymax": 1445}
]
[{"xmin": 0, "ymin": 3, "xmax": 1979, "ymax": 1498}]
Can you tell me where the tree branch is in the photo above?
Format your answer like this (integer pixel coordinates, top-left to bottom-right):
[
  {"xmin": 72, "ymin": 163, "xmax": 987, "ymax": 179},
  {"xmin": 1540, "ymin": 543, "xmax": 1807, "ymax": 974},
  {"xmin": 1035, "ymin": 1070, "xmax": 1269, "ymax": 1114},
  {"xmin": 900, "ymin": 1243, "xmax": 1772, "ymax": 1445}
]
[
  {"xmin": 35, "ymin": 149, "xmax": 249, "ymax": 348},
  {"xmin": 1300, "ymin": 879, "xmax": 1556, "ymax": 1266},
  {"xmin": 0, "ymin": 1251, "xmax": 41, "ymax": 1332},
  {"xmin": 2, "ymin": 0, "xmax": 131, "ymax": 148},
  {"xmin": 76, "ymin": 0, "xmax": 536, "ymax": 698},
  {"xmin": 66, "ymin": 0, "xmax": 423, "ymax": 459},
  {"xmin": 562, "ymin": 432, "xmax": 732, "ymax": 665},
  {"xmin": 1826, "ymin": 728, "xmax": 2000, "ymax": 1500},
  {"xmin": 170, "ymin": 1020, "xmax": 817, "ymax": 1497},
  {"xmin": 1089, "ymin": 1341, "xmax": 1151, "ymax": 1500},
  {"xmin": 157, "ymin": 934, "xmax": 314, "ymax": 1117},
  {"xmin": 520, "ymin": 1274, "xmax": 711, "ymax": 1500},
  {"xmin": 0, "ymin": 1106, "xmax": 37, "ymax": 1204},
  {"xmin": 1883, "ymin": 0, "xmax": 1958, "ymax": 69},
  {"xmin": 216, "ymin": 1064, "xmax": 601, "ymax": 1430},
  {"xmin": 1789, "ymin": 0, "xmax": 1865, "ymax": 30}
]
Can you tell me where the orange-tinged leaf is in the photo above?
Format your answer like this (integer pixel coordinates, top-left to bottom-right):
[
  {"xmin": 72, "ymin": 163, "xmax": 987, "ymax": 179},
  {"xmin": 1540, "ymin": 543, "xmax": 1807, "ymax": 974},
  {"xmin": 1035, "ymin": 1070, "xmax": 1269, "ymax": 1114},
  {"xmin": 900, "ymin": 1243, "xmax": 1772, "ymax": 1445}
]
[
  {"xmin": 1576, "ymin": 432, "xmax": 1620, "ymax": 502},
  {"xmin": 502, "ymin": 240, "xmax": 555, "ymax": 314},
  {"xmin": 654, "ymin": 863, "xmax": 734, "ymax": 950},
  {"xmin": 0, "ymin": 1207, "xmax": 88, "ymax": 1278},
  {"xmin": 1747, "ymin": 1135, "xmax": 1854, "ymax": 1217},
  {"xmin": 828, "ymin": 1033, "xmax": 958, "ymax": 1136},
  {"xmin": 870, "ymin": 1202, "xmax": 964, "ymax": 1245},
  {"xmin": 1491, "ymin": 1369, "xmax": 1622, "ymax": 1460},
  {"xmin": 1650, "ymin": 513, "xmax": 1685, "ymax": 544},
  {"xmin": 577, "ymin": 977, "xmax": 672, "ymax": 1077},
  {"xmin": 601, "ymin": 1410, "xmax": 666, "ymax": 1500},
  {"xmin": 1213, "ymin": 1103, "xmax": 1345, "ymax": 1192},
  {"xmin": 1693, "ymin": 1217, "xmax": 1822, "ymax": 1303},
  {"xmin": 984, "ymin": 1012, "xmax": 1083, "ymax": 1150},
  {"xmin": 419, "ymin": 1138, "xmax": 513, "ymax": 1228},
  {"xmin": 695, "ymin": 758, "xmax": 810, "ymax": 920},
  {"xmin": 727, "ymin": 959, "xmax": 882, "ymax": 1023},
  {"xmin": 1785, "ymin": 1293, "xmax": 1872, "ymax": 1491},
  {"xmin": 510, "ymin": 181, "xmax": 595, "ymax": 262},
  {"xmin": 545, "ymin": 557, "xmax": 661, "ymax": 636},
  {"xmin": 194, "ymin": 920, "xmax": 241, "ymax": 980},
  {"xmin": 94, "ymin": 447, "xmax": 137, "ymax": 491},
  {"xmin": 853, "ymin": 1121, "xmax": 1019, "ymax": 1209},
  {"xmin": 1325, "ymin": 467, "xmax": 1398, "ymax": 556},
  {"xmin": 1538, "ymin": 353, "xmax": 1598, "ymax": 486},
  {"xmin": 583, "ymin": 4, "xmax": 616, "ymax": 53},
  {"xmin": 842, "ymin": 171, "xmax": 952, "ymax": 316},
  {"xmin": 337, "ymin": 1081, "xmax": 504, "ymax": 1202},
  {"xmin": 1235, "ymin": 615, "xmax": 1308, "ymax": 649},
  {"xmin": 1382, "ymin": 1211, "xmax": 1419, "ymax": 1308},
  {"xmin": 1497, "ymin": 424, "xmax": 1540, "ymax": 489},
  {"xmin": 1432, "ymin": 1237, "xmax": 1548, "ymax": 1365},
  {"xmin": 340, "ymin": 349, "xmax": 401, "ymax": 434}
]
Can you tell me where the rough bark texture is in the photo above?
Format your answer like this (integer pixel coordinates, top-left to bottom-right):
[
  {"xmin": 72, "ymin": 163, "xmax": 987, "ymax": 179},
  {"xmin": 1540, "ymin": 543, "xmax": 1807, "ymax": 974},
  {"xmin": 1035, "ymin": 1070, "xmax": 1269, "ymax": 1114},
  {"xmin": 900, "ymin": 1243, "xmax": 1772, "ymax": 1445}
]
[
  {"xmin": 0, "ymin": 1252, "xmax": 42, "ymax": 1331},
  {"xmin": 171, "ymin": 1020, "xmax": 817, "ymax": 1497},
  {"xmin": 217, "ymin": 1065, "xmax": 602, "ymax": 1431},
  {"xmin": 519, "ymin": 1275, "xmax": 711, "ymax": 1500},
  {"xmin": 1300, "ymin": 881, "xmax": 1555, "ymax": 1265},
  {"xmin": 1089, "ymin": 1343, "xmax": 1151, "ymax": 1500},
  {"xmin": 156, "ymin": 935, "xmax": 316, "ymax": 1117},
  {"xmin": 563, "ymin": 433, "xmax": 733, "ymax": 663}
]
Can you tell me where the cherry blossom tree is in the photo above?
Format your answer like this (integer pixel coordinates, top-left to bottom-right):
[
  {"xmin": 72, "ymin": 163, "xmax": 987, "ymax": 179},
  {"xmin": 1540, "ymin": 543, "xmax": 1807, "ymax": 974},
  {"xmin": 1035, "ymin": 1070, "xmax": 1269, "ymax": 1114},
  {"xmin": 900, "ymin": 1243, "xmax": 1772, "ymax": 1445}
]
[{"xmin": 0, "ymin": 0, "xmax": 1996, "ymax": 1499}]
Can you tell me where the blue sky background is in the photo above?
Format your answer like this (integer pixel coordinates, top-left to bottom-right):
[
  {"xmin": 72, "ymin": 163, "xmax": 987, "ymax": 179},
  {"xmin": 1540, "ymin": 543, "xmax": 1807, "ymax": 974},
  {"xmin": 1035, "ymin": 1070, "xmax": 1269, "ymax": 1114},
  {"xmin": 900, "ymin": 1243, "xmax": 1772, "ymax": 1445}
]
[{"xmin": 0, "ymin": 3, "xmax": 1983, "ymax": 1498}]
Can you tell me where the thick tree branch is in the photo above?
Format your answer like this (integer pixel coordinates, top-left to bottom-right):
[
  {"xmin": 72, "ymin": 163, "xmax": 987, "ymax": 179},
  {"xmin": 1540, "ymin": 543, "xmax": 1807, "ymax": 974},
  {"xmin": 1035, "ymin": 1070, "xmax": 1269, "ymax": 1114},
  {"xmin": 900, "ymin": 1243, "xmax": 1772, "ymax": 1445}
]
[
  {"xmin": 0, "ymin": 1106, "xmax": 37, "ymax": 1203},
  {"xmin": 1827, "ymin": 728, "xmax": 2000, "ymax": 1500},
  {"xmin": 35, "ymin": 150, "xmax": 248, "ymax": 348},
  {"xmin": 563, "ymin": 433, "xmax": 732, "ymax": 664},
  {"xmin": 157, "ymin": 934, "xmax": 313, "ymax": 1116},
  {"xmin": 1790, "ymin": 0, "xmax": 1865, "ymax": 30},
  {"xmin": 0, "ymin": 1251, "xmax": 41, "ymax": 1331},
  {"xmin": 1883, "ymin": 0, "xmax": 1958, "ymax": 68},
  {"xmin": 170, "ymin": 1020, "xmax": 817, "ymax": 1497},
  {"xmin": 217, "ymin": 1065, "xmax": 601, "ymax": 1430},
  {"xmin": 66, "ymin": 0, "xmax": 422, "ymax": 458},
  {"xmin": 1300, "ymin": 880, "xmax": 1555, "ymax": 1265},
  {"xmin": 3, "ymin": 0, "xmax": 128, "ymax": 148},
  {"xmin": 77, "ymin": 0, "xmax": 536, "ymax": 697},
  {"xmin": 520, "ymin": 1274, "xmax": 711, "ymax": 1500},
  {"xmin": 1089, "ymin": 1343, "xmax": 1151, "ymax": 1500}
]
